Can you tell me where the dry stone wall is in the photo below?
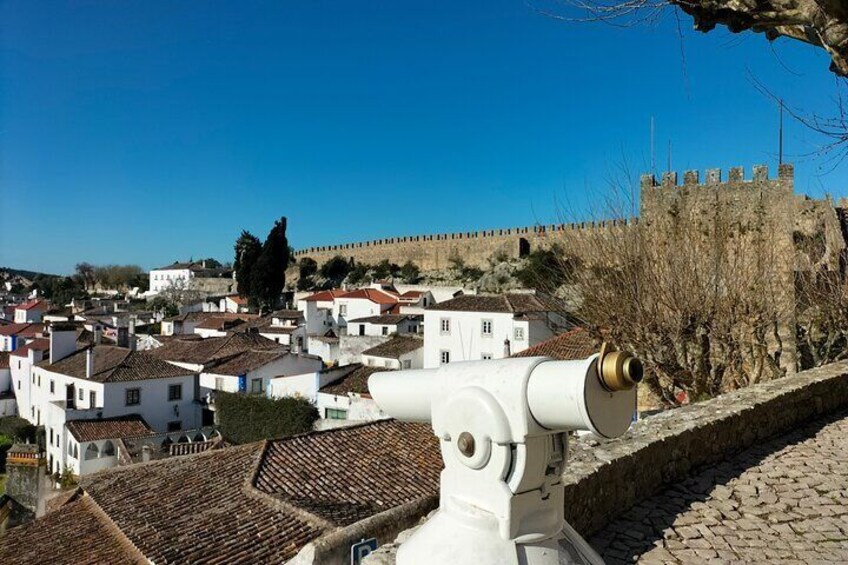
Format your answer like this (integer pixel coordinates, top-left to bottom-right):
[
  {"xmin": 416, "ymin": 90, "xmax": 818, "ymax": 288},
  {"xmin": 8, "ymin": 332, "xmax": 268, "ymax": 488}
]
[{"xmin": 364, "ymin": 360, "xmax": 848, "ymax": 564}]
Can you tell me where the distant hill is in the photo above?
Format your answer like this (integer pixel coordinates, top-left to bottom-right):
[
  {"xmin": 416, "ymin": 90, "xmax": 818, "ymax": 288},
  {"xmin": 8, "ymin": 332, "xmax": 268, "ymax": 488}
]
[{"xmin": 0, "ymin": 267, "xmax": 59, "ymax": 290}]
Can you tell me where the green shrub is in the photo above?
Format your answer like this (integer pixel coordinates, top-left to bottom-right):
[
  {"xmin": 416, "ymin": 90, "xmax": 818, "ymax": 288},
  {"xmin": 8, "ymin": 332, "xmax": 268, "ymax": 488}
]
[
  {"xmin": 0, "ymin": 417, "xmax": 36, "ymax": 443},
  {"xmin": 216, "ymin": 393, "xmax": 318, "ymax": 444}
]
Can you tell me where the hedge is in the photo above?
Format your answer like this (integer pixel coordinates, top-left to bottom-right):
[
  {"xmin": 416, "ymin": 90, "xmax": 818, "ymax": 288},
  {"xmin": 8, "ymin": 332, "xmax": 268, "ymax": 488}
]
[{"xmin": 216, "ymin": 392, "xmax": 318, "ymax": 444}]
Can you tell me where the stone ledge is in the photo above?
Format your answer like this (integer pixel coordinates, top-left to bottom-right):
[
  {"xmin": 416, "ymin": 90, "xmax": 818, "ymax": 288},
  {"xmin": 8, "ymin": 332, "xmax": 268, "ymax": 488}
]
[{"xmin": 365, "ymin": 361, "xmax": 848, "ymax": 562}]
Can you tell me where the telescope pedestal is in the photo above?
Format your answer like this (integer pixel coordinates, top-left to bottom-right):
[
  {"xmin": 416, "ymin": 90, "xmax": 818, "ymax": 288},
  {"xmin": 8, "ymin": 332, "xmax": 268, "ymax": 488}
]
[{"xmin": 397, "ymin": 504, "xmax": 604, "ymax": 565}]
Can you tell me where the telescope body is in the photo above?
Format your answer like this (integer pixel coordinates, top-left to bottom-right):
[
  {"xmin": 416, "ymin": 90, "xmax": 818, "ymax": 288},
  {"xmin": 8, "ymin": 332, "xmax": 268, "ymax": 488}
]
[{"xmin": 368, "ymin": 355, "xmax": 638, "ymax": 565}]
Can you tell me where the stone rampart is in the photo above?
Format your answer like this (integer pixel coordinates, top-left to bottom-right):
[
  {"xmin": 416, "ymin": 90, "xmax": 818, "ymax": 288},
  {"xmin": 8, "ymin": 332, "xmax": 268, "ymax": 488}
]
[
  {"xmin": 364, "ymin": 359, "xmax": 848, "ymax": 563},
  {"xmin": 293, "ymin": 220, "xmax": 635, "ymax": 271},
  {"xmin": 294, "ymin": 164, "xmax": 830, "ymax": 274}
]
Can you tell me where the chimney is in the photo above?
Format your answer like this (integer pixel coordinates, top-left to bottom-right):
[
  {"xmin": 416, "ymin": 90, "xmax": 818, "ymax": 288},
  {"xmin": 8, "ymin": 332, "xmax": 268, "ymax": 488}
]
[
  {"xmin": 49, "ymin": 323, "xmax": 78, "ymax": 365},
  {"xmin": 503, "ymin": 338, "xmax": 511, "ymax": 357},
  {"xmin": 141, "ymin": 445, "xmax": 152, "ymax": 463},
  {"xmin": 117, "ymin": 327, "xmax": 129, "ymax": 348},
  {"xmin": 93, "ymin": 325, "xmax": 102, "ymax": 345},
  {"xmin": 86, "ymin": 348, "xmax": 94, "ymax": 379},
  {"xmin": 129, "ymin": 318, "xmax": 136, "ymax": 336},
  {"xmin": 129, "ymin": 335, "xmax": 137, "ymax": 352}
]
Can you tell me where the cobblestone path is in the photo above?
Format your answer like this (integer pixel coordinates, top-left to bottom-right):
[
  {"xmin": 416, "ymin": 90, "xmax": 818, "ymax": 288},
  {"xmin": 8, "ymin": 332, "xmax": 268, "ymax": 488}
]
[{"xmin": 590, "ymin": 410, "xmax": 848, "ymax": 564}]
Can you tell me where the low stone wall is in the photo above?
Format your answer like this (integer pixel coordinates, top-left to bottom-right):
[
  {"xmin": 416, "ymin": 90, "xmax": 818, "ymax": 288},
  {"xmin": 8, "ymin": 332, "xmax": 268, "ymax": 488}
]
[{"xmin": 365, "ymin": 360, "xmax": 848, "ymax": 562}]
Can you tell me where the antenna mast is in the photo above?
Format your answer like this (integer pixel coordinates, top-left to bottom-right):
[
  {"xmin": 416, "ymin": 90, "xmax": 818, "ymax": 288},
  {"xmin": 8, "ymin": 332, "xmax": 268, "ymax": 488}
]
[{"xmin": 779, "ymin": 99, "xmax": 784, "ymax": 165}]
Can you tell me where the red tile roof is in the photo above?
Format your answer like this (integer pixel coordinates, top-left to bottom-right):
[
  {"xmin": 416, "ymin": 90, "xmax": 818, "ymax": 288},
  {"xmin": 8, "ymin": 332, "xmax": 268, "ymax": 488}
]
[
  {"xmin": 510, "ymin": 328, "xmax": 598, "ymax": 361},
  {"xmin": 0, "ymin": 352, "xmax": 8, "ymax": 369},
  {"xmin": 303, "ymin": 289, "xmax": 346, "ymax": 302},
  {"xmin": 66, "ymin": 415, "xmax": 154, "ymax": 442},
  {"xmin": 50, "ymin": 419, "xmax": 443, "ymax": 563},
  {"xmin": 339, "ymin": 288, "xmax": 398, "ymax": 305},
  {"xmin": 17, "ymin": 299, "xmax": 47, "ymax": 311},
  {"xmin": 228, "ymin": 295, "xmax": 249, "ymax": 305},
  {"xmin": 39, "ymin": 345, "xmax": 195, "ymax": 383},
  {"xmin": 10, "ymin": 338, "xmax": 50, "ymax": 358},
  {"xmin": 0, "ymin": 323, "xmax": 34, "ymax": 336},
  {"xmin": 0, "ymin": 496, "xmax": 147, "ymax": 564}
]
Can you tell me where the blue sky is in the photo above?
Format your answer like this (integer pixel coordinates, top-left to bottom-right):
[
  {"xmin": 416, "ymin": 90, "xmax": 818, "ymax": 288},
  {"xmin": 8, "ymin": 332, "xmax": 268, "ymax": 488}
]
[{"xmin": 1, "ymin": 1, "xmax": 842, "ymax": 275}]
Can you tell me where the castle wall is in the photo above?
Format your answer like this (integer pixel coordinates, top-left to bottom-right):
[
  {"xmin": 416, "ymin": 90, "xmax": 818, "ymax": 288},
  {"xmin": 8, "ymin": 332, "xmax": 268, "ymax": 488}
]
[{"xmin": 293, "ymin": 220, "xmax": 634, "ymax": 271}]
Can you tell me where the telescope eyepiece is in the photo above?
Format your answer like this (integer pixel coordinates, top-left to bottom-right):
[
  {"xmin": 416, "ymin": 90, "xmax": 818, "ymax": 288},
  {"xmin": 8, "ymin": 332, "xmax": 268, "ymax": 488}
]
[{"xmin": 598, "ymin": 350, "xmax": 643, "ymax": 392}]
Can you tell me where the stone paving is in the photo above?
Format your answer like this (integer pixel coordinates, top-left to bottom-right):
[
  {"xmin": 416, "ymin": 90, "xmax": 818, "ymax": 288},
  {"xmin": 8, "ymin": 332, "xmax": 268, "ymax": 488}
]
[{"xmin": 590, "ymin": 410, "xmax": 848, "ymax": 564}]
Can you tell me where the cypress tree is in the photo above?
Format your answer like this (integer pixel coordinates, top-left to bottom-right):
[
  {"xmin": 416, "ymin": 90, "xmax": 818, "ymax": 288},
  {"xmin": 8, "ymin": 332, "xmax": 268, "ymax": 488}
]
[
  {"xmin": 233, "ymin": 231, "xmax": 262, "ymax": 298},
  {"xmin": 251, "ymin": 217, "xmax": 289, "ymax": 311}
]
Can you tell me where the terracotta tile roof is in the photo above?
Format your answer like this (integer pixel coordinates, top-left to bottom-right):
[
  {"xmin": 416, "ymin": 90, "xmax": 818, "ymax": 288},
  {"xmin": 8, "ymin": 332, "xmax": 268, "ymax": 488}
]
[
  {"xmin": 0, "ymin": 495, "xmax": 147, "ymax": 565},
  {"xmin": 339, "ymin": 288, "xmax": 398, "ymax": 305},
  {"xmin": 10, "ymin": 338, "xmax": 50, "ymax": 358},
  {"xmin": 319, "ymin": 364, "xmax": 388, "ymax": 395},
  {"xmin": 362, "ymin": 336, "xmax": 423, "ymax": 359},
  {"xmin": 163, "ymin": 311, "xmax": 256, "ymax": 323},
  {"xmin": 426, "ymin": 293, "xmax": 569, "ymax": 314},
  {"xmin": 204, "ymin": 349, "xmax": 288, "ymax": 376},
  {"xmin": 17, "ymin": 323, "xmax": 46, "ymax": 338},
  {"xmin": 259, "ymin": 326, "xmax": 298, "ymax": 334},
  {"xmin": 227, "ymin": 295, "xmax": 249, "ymax": 305},
  {"xmin": 254, "ymin": 420, "xmax": 441, "ymax": 526},
  {"xmin": 399, "ymin": 290, "xmax": 425, "ymax": 298},
  {"xmin": 66, "ymin": 415, "xmax": 154, "ymax": 442},
  {"xmin": 511, "ymin": 328, "xmax": 598, "ymax": 361},
  {"xmin": 149, "ymin": 332, "xmax": 284, "ymax": 366},
  {"xmin": 272, "ymin": 309, "xmax": 304, "ymax": 319},
  {"xmin": 68, "ymin": 419, "xmax": 440, "ymax": 563},
  {"xmin": 347, "ymin": 314, "xmax": 417, "ymax": 325},
  {"xmin": 39, "ymin": 345, "xmax": 194, "ymax": 383},
  {"xmin": 303, "ymin": 289, "xmax": 346, "ymax": 302},
  {"xmin": 194, "ymin": 316, "xmax": 247, "ymax": 331},
  {"xmin": 0, "ymin": 323, "xmax": 34, "ymax": 336},
  {"xmin": 0, "ymin": 352, "xmax": 8, "ymax": 369},
  {"xmin": 17, "ymin": 299, "xmax": 47, "ymax": 311}
]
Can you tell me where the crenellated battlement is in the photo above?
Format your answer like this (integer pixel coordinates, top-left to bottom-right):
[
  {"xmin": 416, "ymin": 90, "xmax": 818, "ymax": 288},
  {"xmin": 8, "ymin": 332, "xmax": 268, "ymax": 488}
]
[
  {"xmin": 294, "ymin": 163, "xmax": 797, "ymax": 272},
  {"xmin": 640, "ymin": 163, "xmax": 795, "ymax": 190},
  {"xmin": 292, "ymin": 218, "xmax": 637, "ymax": 257}
]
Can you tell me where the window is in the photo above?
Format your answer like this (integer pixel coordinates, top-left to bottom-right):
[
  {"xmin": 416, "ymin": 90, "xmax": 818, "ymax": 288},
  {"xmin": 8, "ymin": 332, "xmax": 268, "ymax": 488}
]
[
  {"xmin": 78, "ymin": 388, "xmax": 83, "ymax": 401},
  {"xmin": 339, "ymin": 304, "xmax": 347, "ymax": 316},
  {"xmin": 482, "ymin": 353, "xmax": 493, "ymax": 360},
  {"xmin": 440, "ymin": 318, "xmax": 451, "ymax": 334},
  {"xmin": 16, "ymin": 380, "xmax": 20, "ymax": 390},
  {"xmin": 402, "ymin": 360, "xmax": 412, "ymax": 369},
  {"xmin": 49, "ymin": 380, "xmax": 54, "ymax": 394},
  {"xmin": 90, "ymin": 391, "xmax": 96, "ymax": 407},
  {"xmin": 31, "ymin": 373, "xmax": 35, "ymax": 384},
  {"xmin": 326, "ymin": 408, "xmax": 347, "ymax": 420},
  {"xmin": 382, "ymin": 326, "xmax": 389, "ymax": 336},
  {"xmin": 514, "ymin": 327, "xmax": 525, "ymax": 341},
  {"xmin": 49, "ymin": 428, "xmax": 53, "ymax": 445},
  {"xmin": 250, "ymin": 378, "xmax": 263, "ymax": 394},
  {"xmin": 440, "ymin": 350, "xmax": 451, "ymax": 365},
  {"xmin": 482, "ymin": 319, "xmax": 493, "ymax": 336},
  {"xmin": 125, "ymin": 388, "xmax": 141, "ymax": 406},
  {"xmin": 214, "ymin": 377, "xmax": 224, "ymax": 390},
  {"xmin": 102, "ymin": 441, "xmax": 115, "ymax": 456},
  {"xmin": 384, "ymin": 360, "xmax": 392, "ymax": 368},
  {"xmin": 168, "ymin": 384, "xmax": 183, "ymax": 401}
]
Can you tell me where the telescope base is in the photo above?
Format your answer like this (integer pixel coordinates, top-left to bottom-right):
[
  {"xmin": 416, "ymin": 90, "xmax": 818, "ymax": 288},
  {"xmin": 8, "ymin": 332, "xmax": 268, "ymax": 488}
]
[{"xmin": 395, "ymin": 508, "xmax": 604, "ymax": 565}]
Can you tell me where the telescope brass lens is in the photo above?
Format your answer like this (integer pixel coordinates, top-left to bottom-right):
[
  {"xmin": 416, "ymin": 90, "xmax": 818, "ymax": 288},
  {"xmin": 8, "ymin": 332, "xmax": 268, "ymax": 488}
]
[{"xmin": 598, "ymin": 350, "xmax": 643, "ymax": 392}]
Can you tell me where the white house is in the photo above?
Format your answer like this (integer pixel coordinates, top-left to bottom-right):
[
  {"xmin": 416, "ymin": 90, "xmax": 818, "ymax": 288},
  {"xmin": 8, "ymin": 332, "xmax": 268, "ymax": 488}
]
[
  {"xmin": 258, "ymin": 309, "xmax": 307, "ymax": 349},
  {"xmin": 333, "ymin": 289, "xmax": 398, "ymax": 331},
  {"xmin": 148, "ymin": 260, "xmax": 234, "ymax": 295},
  {"xmin": 298, "ymin": 290, "xmax": 346, "ymax": 335},
  {"xmin": 14, "ymin": 299, "xmax": 47, "ymax": 323},
  {"xmin": 16, "ymin": 325, "xmax": 203, "ymax": 477},
  {"xmin": 149, "ymin": 263, "xmax": 193, "ymax": 294},
  {"xmin": 150, "ymin": 332, "xmax": 322, "ymax": 420},
  {"xmin": 422, "ymin": 293, "xmax": 572, "ymax": 369},
  {"xmin": 315, "ymin": 365, "xmax": 392, "ymax": 429},
  {"xmin": 0, "ymin": 352, "xmax": 14, "ymax": 417},
  {"xmin": 307, "ymin": 333, "xmax": 340, "ymax": 365},
  {"xmin": 267, "ymin": 364, "xmax": 354, "ymax": 403},
  {"xmin": 220, "ymin": 295, "xmax": 249, "ymax": 313},
  {"xmin": 192, "ymin": 317, "xmax": 248, "ymax": 338},
  {"xmin": 361, "ymin": 336, "xmax": 424, "ymax": 370},
  {"xmin": 0, "ymin": 323, "xmax": 44, "ymax": 352},
  {"xmin": 345, "ymin": 314, "xmax": 421, "ymax": 337}
]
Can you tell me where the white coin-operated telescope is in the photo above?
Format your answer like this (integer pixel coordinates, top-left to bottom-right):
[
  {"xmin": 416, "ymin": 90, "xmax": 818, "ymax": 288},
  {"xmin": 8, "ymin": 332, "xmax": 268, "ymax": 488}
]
[{"xmin": 368, "ymin": 346, "xmax": 642, "ymax": 565}]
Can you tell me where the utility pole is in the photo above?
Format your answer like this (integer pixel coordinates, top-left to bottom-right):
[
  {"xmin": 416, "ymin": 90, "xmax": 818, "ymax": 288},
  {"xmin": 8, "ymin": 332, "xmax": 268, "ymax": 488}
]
[{"xmin": 779, "ymin": 99, "xmax": 784, "ymax": 165}]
